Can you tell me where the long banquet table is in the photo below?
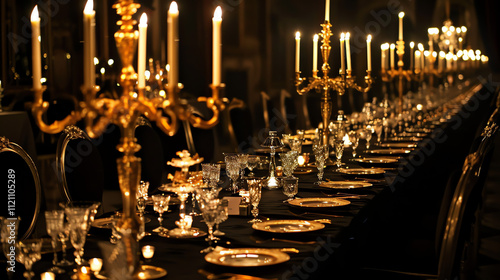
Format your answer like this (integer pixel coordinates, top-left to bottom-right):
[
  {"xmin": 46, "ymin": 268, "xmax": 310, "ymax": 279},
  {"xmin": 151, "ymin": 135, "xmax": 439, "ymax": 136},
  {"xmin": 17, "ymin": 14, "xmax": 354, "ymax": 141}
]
[{"xmin": 1, "ymin": 80, "xmax": 496, "ymax": 280}]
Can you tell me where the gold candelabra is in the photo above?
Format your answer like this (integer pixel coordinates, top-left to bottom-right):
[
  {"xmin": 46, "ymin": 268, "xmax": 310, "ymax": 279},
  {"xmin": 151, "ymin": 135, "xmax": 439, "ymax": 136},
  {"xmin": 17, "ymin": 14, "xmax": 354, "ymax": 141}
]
[
  {"xmin": 31, "ymin": 0, "xmax": 225, "ymax": 276},
  {"xmin": 295, "ymin": 21, "xmax": 373, "ymax": 144}
]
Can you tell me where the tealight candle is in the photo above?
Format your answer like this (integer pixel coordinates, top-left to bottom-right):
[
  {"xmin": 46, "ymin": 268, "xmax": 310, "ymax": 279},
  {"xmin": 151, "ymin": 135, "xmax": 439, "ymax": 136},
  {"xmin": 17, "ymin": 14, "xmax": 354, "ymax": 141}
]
[
  {"xmin": 89, "ymin": 258, "xmax": 103, "ymax": 273},
  {"xmin": 79, "ymin": 266, "xmax": 91, "ymax": 280},
  {"xmin": 142, "ymin": 245, "xmax": 155, "ymax": 259},
  {"xmin": 276, "ymin": 166, "xmax": 283, "ymax": 177},
  {"xmin": 41, "ymin": 272, "xmax": 55, "ymax": 280}
]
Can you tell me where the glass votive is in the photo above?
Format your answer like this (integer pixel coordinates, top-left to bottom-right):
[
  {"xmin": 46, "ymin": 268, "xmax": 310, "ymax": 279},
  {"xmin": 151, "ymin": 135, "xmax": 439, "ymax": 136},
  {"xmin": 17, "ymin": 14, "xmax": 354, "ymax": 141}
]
[
  {"xmin": 41, "ymin": 272, "xmax": 55, "ymax": 280},
  {"xmin": 276, "ymin": 166, "xmax": 283, "ymax": 177},
  {"xmin": 78, "ymin": 266, "xmax": 91, "ymax": 280},
  {"xmin": 89, "ymin": 258, "xmax": 103, "ymax": 273},
  {"xmin": 142, "ymin": 245, "xmax": 155, "ymax": 259}
]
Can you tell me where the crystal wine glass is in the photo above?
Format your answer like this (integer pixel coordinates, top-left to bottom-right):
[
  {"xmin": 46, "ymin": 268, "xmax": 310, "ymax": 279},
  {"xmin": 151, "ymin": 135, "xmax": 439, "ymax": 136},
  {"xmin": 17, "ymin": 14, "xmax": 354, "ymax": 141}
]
[
  {"xmin": 374, "ymin": 119, "xmax": 383, "ymax": 145},
  {"xmin": 246, "ymin": 155, "xmax": 260, "ymax": 177},
  {"xmin": 65, "ymin": 207, "xmax": 89, "ymax": 265},
  {"xmin": 348, "ymin": 130, "xmax": 359, "ymax": 158},
  {"xmin": 152, "ymin": 194, "xmax": 171, "ymax": 233},
  {"xmin": 247, "ymin": 179, "xmax": 262, "ymax": 223},
  {"xmin": 237, "ymin": 154, "xmax": 249, "ymax": 177},
  {"xmin": 16, "ymin": 239, "xmax": 42, "ymax": 280},
  {"xmin": 44, "ymin": 210, "xmax": 65, "ymax": 274},
  {"xmin": 57, "ymin": 220, "xmax": 72, "ymax": 266},
  {"xmin": 281, "ymin": 176, "xmax": 299, "ymax": 202},
  {"xmin": 313, "ymin": 145, "xmax": 327, "ymax": 184},
  {"xmin": 198, "ymin": 198, "xmax": 220, "ymax": 253},
  {"xmin": 214, "ymin": 199, "xmax": 228, "ymax": 236},
  {"xmin": 225, "ymin": 155, "xmax": 240, "ymax": 193},
  {"xmin": 365, "ymin": 124, "xmax": 373, "ymax": 149}
]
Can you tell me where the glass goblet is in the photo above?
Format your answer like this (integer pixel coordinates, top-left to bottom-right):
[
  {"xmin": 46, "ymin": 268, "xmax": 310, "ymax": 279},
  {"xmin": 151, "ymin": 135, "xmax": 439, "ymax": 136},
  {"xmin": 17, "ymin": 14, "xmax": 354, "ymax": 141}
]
[
  {"xmin": 374, "ymin": 119, "xmax": 383, "ymax": 145},
  {"xmin": 348, "ymin": 130, "xmax": 359, "ymax": 158},
  {"xmin": 152, "ymin": 194, "xmax": 171, "ymax": 233},
  {"xmin": 17, "ymin": 239, "xmax": 42, "ymax": 280},
  {"xmin": 281, "ymin": 176, "xmax": 299, "ymax": 202},
  {"xmin": 57, "ymin": 221, "xmax": 73, "ymax": 266},
  {"xmin": 225, "ymin": 156, "xmax": 240, "ymax": 194},
  {"xmin": 237, "ymin": 153, "xmax": 249, "ymax": 177},
  {"xmin": 313, "ymin": 146, "xmax": 327, "ymax": 184},
  {"xmin": 65, "ymin": 207, "xmax": 89, "ymax": 266},
  {"xmin": 214, "ymin": 199, "xmax": 228, "ymax": 236},
  {"xmin": 198, "ymin": 198, "xmax": 220, "ymax": 253},
  {"xmin": 44, "ymin": 210, "xmax": 65, "ymax": 274},
  {"xmin": 365, "ymin": 125, "xmax": 373, "ymax": 149},
  {"xmin": 247, "ymin": 179, "xmax": 262, "ymax": 223},
  {"xmin": 246, "ymin": 155, "xmax": 260, "ymax": 177}
]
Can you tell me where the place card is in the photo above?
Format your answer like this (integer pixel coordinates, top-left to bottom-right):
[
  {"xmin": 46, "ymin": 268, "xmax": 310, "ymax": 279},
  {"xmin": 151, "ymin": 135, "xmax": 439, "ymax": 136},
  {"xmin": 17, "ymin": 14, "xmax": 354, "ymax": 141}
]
[{"xmin": 223, "ymin": 196, "xmax": 242, "ymax": 215}]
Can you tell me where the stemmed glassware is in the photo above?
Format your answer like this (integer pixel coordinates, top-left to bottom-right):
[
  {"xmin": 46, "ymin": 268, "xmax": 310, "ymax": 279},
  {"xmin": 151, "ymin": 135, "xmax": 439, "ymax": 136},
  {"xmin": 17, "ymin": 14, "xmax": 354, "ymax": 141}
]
[
  {"xmin": 348, "ymin": 130, "xmax": 359, "ymax": 158},
  {"xmin": 313, "ymin": 144, "xmax": 328, "ymax": 184},
  {"xmin": 214, "ymin": 199, "xmax": 228, "ymax": 236},
  {"xmin": 246, "ymin": 155, "xmax": 260, "ymax": 177},
  {"xmin": 16, "ymin": 239, "xmax": 42, "ymax": 280},
  {"xmin": 261, "ymin": 131, "xmax": 284, "ymax": 189},
  {"xmin": 65, "ymin": 206, "xmax": 89, "ymax": 265},
  {"xmin": 152, "ymin": 194, "xmax": 171, "ymax": 233},
  {"xmin": 365, "ymin": 124, "xmax": 373, "ymax": 149},
  {"xmin": 237, "ymin": 154, "xmax": 249, "ymax": 177},
  {"xmin": 225, "ymin": 155, "xmax": 241, "ymax": 193},
  {"xmin": 57, "ymin": 220, "xmax": 72, "ymax": 266},
  {"xmin": 136, "ymin": 181, "xmax": 151, "ymax": 223},
  {"xmin": 198, "ymin": 198, "xmax": 220, "ymax": 253},
  {"xmin": 280, "ymin": 151, "xmax": 299, "ymax": 177},
  {"xmin": 247, "ymin": 179, "xmax": 262, "ymax": 223},
  {"xmin": 281, "ymin": 176, "xmax": 299, "ymax": 202},
  {"xmin": 332, "ymin": 137, "xmax": 343, "ymax": 169},
  {"xmin": 44, "ymin": 210, "xmax": 65, "ymax": 274},
  {"xmin": 374, "ymin": 119, "xmax": 383, "ymax": 145}
]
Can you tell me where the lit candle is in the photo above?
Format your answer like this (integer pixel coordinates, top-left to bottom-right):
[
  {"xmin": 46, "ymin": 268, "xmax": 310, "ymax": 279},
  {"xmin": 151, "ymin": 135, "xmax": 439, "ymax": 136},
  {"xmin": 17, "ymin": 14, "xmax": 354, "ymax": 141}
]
[
  {"xmin": 83, "ymin": 0, "xmax": 95, "ymax": 90},
  {"xmin": 390, "ymin": 43, "xmax": 395, "ymax": 69},
  {"xmin": 168, "ymin": 2, "xmax": 179, "ymax": 91},
  {"xmin": 340, "ymin": 33, "xmax": 345, "ymax": 74},
  {"xmin": 313, "ymin": 34, "xmax": 318, "ymax": 72},
  {"xmin": 79, "ymin": 266, "xmax": 91, "ymax": 280},
  {"xmin": 366, "ymin": 34, "xmax": 371, "ymax": 71},
  {"xmin": 138, "ymin": 13, "xmax": 148, "ymax": 89},
  {"xmin": 418, "ymin": 43, "xmax": 424, "ymax": 70},
  {"xmin": 345, "ymin": 32, "xmax": 351, "ymax": 72},
  {"xmin": 424, "ymin": 50, "xmax": 430, "ymax": 70},
  {"xmin": 89, "ymin": 258, "xmax": 103, "ymax": 273},
  {"xmin": 325, "ymin": 0, "xmax": 330, "ymax": 22},
  {"xmin": 415, "ymin": 50, "xmax": 421, "ymax": 70},
  {"xmin": 212, "ymin": 6, "xmax": 222, "ymax": 86},
  {"xmin": 142, "ymin": 245, "xmax": 155, "ymax": 259},
  {"xmin": 409, "ymin": 41, "xmax": 414, "ymax": 70},
  {"xmin": 40, "ymin": 272, "xmax": 55, "ymax": 280},
  {"xmin": 398, "ymin": 12, "xmax": 404, "ymax": 41},
  {"xmin": 380, "ymin": 43, "xmax": 388, "ymax": 70},
  {"xmin": 30, "ymin": 6, "xmax": 41, "ymax": 90},
  {"xmin": 295, "ymin": 31, "xmax": 301, "ymax": 72}
]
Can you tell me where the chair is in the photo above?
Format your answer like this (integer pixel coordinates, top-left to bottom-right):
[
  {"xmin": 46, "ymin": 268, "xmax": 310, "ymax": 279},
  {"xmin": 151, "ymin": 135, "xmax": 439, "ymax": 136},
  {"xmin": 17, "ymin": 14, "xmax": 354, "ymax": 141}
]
[
  {"xmin": 0, "ymin": 136, "xmax": 42, "ymax": 240},
  {"xmin": 212, "ymin": 98, "xmax": 246, "ymax": 159},
  {"xmin": 55, "ymin": 125, "xmax": 104, "ymax": 204}
]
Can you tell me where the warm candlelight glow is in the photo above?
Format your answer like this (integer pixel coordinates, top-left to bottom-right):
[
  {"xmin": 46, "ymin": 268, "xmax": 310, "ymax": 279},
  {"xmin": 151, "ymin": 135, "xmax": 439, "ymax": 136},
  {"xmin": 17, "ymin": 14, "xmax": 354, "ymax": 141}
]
[
  {"xmin": 169, "ymin": 1, "xmax": 178, "ymax": 13},
  {"xmin": 168, "ymin": 1, "xmax": 179, "ymax": 91},
  {"xmin": 313, "ymin": 34, "xmax": 319, "ymax": 72},
  {"xmin": 89, "ymin": 258, "xmax": 103, "ymax": 273},
  {"xmin": 398, "ymin": 12, "xmax": 404, "ymax": 40},
  {"xmin": 142, "ymin": 245, "xmax": 155, "ymax": 259},
  {"xmin": 138, "ymin": 13, "xmax": 148, "ymax": 88},
  {"xmin": 390, "ymin": 43, "xmax": 395, "ymax": 69},
  {"xmin": 345, "ymin": 32, "xmax": 351, "ymax": 71},
  {"xmin": 41, "ymin": 272, "xmax": 55, "ymax": 280},
  {"xmin": 31, "ymin": 5, "xmax": 41, "ymax": 90},
  {"xmin": 366, "ymin": 35, "xmax": 372, "ymax": 71},
  {"xmin": 212, "ymin": 6, "xmax": 222, "ymax": 86},
  {"xmin": 31, "ymin": 5, "xmax": 39, "ymax": 21},
  {"xmin": 84, "ymin": 0, "xmax": 93, "ymax": 14},
  {"xmin": 340, "ymin": 33, "xmax": 345, "ymax": 74},
  {"xmin": 295, "ymin": 31, "xmax": 301, "ymax": 72}
]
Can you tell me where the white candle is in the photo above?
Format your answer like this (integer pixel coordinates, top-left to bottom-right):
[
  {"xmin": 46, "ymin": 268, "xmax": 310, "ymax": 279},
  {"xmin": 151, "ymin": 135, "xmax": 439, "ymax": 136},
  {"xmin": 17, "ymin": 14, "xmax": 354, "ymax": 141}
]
[
  {"xmin": 410, "ymin": 41, "xmax": 414, "ymax": 70},
  {"xmin": 142, "ymin": 245, "xmax": 155, "ymax": 259},
  {"xmin": 340, "ymin": 33, "xmax": 345, "ymax": 74},
  {"xmin": 325, "ymin": 0, "xmax": 330, "ymax": 22},
  {"xmin": 381, "ymin": 43, "xmax": 388, "ymax": 70},
  {"xmin": 89, "ymin": 258, "xmax": 103, "ymax": 273},
  {"xmin": 313, "ymin": 34, "xmax": 318, "ymax": 72},
  {"xmin": 366, "ymin": 35, "xmax": 371, "ymax": 71},
  {"xmin": 345, "ymin": 32, "xmax": 351, "ymax": 71},
  {"xmin": 446, "ymin": 53, "xmax": 452, "ymax": 70},
  {"xmin": 295, "ymin": 31, "xmax": 300, "ymax": 72},
  {"xmin": 390, "ymin": 43, "xmax": 395, "ymax": 69},
  {"xmin": 398, "ymin": 12, "xmax": 404, "ymax": 41},
  {"xmin": 83, "ymin": 0, "xmax": 95, "ymax": 90},
  {"xmin": 212, "ymin": 6, "xmax": 222, "ymax": 86},
  {"xmin": 40, "ymin": 272, "xmax": 55, "ymax": 280},
  {"xmin": 138, "ymin": 13, "xmax": 148, "ymax": 89},
  {"xmin": 438, "ymin": 51, "xmax": 445, "ymax": 71},
  {"xmin": 31, "ymin": 6, "xmax": 41, "ymax": 90},
  {"xmin": 415, "ymin": 50, "xmax": 421, "ymax": 70},
  {"xmin": 168, "ymin": 2, "xmax": 179, "ymax": 91}
]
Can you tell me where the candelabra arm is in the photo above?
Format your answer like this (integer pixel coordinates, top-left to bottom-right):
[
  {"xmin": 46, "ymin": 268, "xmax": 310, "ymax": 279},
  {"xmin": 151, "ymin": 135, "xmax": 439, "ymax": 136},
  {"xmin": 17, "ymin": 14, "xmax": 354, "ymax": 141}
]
[{"xmin": 191, "ymin": 84, "xmax": 226, "ymax": 129}]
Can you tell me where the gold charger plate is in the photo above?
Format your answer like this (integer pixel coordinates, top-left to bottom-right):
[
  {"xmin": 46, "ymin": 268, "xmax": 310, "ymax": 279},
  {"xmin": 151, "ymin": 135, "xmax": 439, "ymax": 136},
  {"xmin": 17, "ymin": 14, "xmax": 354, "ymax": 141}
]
[
  {"xmin": 352, "ymin": 157, "xmax": 400, "ymax": 164},
  {"xmin": 293, "ymin": 168, "xmax": 314, "ymax": 175},
  {"xmin": 319, "ymin": 181, "xmax": 372, "ymax": 189},
  {"xmin": 287, "ymin": 197, "xmax": 350, "ymax": 208},
  {"xmin": 159, "ymin": 228, "xmax": 207, "ymax": 239},
  {"xmin": 92, "ymin": 217, "xmax": 114, "ymax": 229},
  {"xmin": 366, "ymin": 149, "xmax": 412, "ymax": 155},
  {"xmin": 95, "ymin": 265, "xmax": 167, "ymax": 280},
  {"xmin": 205, "ymin": 248, "xmax": 290, "ymax": 267},
  {"xmin": 252, "ymin": 220, "xmax": 325, "ymax": 233},
  {"xmin": 380, "ymin": 142, "xmax": 417, "ymax": 148},
  {"xmin": 337, "ymin": 168, "xmax": 386, "ymax": 175}
]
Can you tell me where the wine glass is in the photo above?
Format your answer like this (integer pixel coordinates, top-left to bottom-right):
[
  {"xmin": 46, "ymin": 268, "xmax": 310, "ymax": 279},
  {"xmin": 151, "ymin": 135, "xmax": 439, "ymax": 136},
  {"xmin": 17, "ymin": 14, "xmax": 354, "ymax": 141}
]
[
  {"xmin": 374, "ymin": 119, "xmax": 383, "ymax": 145},
  {"xmin": 348, "ymin": 130, "xmax": 359, "ymax": 158},
  {"xmin": 247, "ymin": 179, "xmax": 262, "ymax": 223},
  {"xmin": 246, "ymin": 155, "xmax": 260, "ymax": 177},
  {"xmin": 44, "ymin": 210, "xmax": 65, "ymax": 274},
  {"xmin": 152, "ymin": 194, "xmax": 171, "ymax": 233},
  {"xmin": 17, "ymin": 239, "xmax": 42, "ymax": 280},
  {"xmin": 214, "ymin": 199, "xmax": 228, "ymax": 236},
  {"xmin": 332, "ymin": 138, "xmax": 343, "ymax": 169},
  {"xmin": 313, "ymin": 144, "xmax": 328, "ymax": 184},
  {"xmin": 65, "ymin": 207, "xmax": 89, "ymax": 265},
  {"xmin": 198, "ymin": 198, "xmax": 220, "ymax": 253},
  {"xmin": 365, "ymin": 124, "xmax": 373, "ymax": 149},
  {"xmin": 281, "ymin": 176, "xmax": 299, "ymax": 202},
  {"xmin": 237, "ymin": 154, "xmax": 249, "ymax": 177},
  {"xmin": 57, "ymin": 220, "xmax": 72, "ymax": 266},
  {"xmin": 225, "ymin": 155, "xmax": 240, "ymax": 193}
]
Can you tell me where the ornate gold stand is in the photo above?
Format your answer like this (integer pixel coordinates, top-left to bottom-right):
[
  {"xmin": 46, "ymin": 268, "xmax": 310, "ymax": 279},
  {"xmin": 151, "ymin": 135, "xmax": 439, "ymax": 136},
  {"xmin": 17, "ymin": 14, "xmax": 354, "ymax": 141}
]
[{"xmin": 295, "ymin": 21, "xmax": 372, "ymax": 144}]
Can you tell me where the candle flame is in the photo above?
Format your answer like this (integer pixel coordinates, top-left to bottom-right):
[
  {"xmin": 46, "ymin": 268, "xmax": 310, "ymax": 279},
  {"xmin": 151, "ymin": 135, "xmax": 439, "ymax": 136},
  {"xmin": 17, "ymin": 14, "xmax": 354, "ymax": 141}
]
[
  {"xmin": 415, "ymin": 50, "xmax": 421, "ymax": 57},
  {"xmin": 81, "ymin": 266, "xmax": 88, "ymax": 274},
  {"xmin": 169, "ymin": 2, "xmax": 178, "ymax": 14},
  {"xmin": 340, "ymin": 33, "xmax": 345, "ymax": 40},
  {"xmin": 432, "ymin": 51, "xmax": 437, "ymax": 58},
  {"xmin": 140, "ymin": 13, "xmax": 148, "ymax": 25},
  {"xmin": 410, "ymin": 41, "xmax": 414, "ymax": 48},
  {"xmin": 381, "ymin": 43, "xmax": 389, "ymax": 50},
  {"xmin": 295, "ymin": 31, "xmax": 300, "ymax": 40},
  {"xmin": 398, "ymin": 11, "xmax": 404, "ymax": 18},
  {"xmin": 214, "ymin": 6, "xmax": 222, "ymax": 20},
  {"xmin": 31, "ymin": 6, "xmax": 39, "ymax": 22},
  {"xmin": 345, "ymin": 32, "xmax": 350, "ymax": 39},
  {"xmin": 418, "ymin": 43, "xmax": 424, "ymax": 51},
  {"xmin": 84, "ymin": 0, "xmax": 93, "ymax": 14},
  {"xmin": 366, "ymin": 34, "xmax": 371, "ymax": 42},
  {"xmin": 461, "ymin": 26, "xmax": 467, "ymax": 33},
  {"xmin": 390, "ymin": 43, "xmax": 395, "ymax": 50},
  {"xmin": 313, "ymin": 34, "xmax": 318, "ymax": 42}
]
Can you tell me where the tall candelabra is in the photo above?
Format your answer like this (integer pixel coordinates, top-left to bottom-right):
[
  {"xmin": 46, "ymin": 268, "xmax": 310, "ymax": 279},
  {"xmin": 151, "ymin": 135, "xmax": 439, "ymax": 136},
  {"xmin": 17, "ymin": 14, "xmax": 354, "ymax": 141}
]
[
  {"xmin": 31, "ymin": 0, "xmax": 225, "ymax": 276},
  {"xmin": 295, "ymin": 20, "xmax": 373, "ymax": 144}
]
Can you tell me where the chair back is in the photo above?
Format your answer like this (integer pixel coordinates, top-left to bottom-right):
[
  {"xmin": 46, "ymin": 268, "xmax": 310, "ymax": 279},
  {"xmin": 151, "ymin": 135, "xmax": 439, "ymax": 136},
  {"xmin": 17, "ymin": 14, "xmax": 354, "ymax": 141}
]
[
  {"xmin": 55, "ymin": 126, "xmax": 104, "ymax": 203},
  {"xmin": 0, "ymin": 137, "xmax": 42, "ymax": 240}
]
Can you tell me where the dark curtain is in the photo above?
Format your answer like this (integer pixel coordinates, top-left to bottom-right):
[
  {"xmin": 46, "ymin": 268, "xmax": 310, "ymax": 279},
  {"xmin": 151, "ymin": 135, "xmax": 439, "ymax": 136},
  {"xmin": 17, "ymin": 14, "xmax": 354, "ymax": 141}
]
[{"xmin": 475, "ymin": 0, "xmax": 500, "ymax": 72}]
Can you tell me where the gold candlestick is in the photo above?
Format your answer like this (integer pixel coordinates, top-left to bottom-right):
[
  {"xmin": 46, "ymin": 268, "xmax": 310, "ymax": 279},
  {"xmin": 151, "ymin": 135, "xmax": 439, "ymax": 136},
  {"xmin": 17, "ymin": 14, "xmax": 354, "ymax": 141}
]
[
  {"xmin": 31, "ymin": 0, "xmax": 225, "ymax": 276},
  {"xmin": 295, "ymin": 21, "xmax": 373, "ymax": 144}
]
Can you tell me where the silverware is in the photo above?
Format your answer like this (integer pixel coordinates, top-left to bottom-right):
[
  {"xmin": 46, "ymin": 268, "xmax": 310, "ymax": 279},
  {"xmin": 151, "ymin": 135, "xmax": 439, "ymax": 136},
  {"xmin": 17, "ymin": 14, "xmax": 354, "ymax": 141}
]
[{"xmin": 198, "ymin": 269, "xmax": 278, "ymax": 280}]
